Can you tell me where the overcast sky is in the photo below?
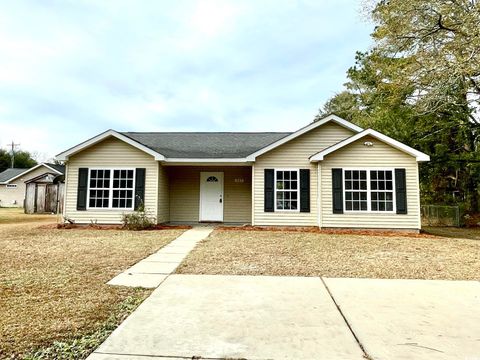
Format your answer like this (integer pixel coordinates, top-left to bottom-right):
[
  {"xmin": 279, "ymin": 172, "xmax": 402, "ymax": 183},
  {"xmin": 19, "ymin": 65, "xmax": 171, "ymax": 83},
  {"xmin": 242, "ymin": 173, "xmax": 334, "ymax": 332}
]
[{"xmin": 0, "ymin": 0, "xmax": 372, "ymax": 160}]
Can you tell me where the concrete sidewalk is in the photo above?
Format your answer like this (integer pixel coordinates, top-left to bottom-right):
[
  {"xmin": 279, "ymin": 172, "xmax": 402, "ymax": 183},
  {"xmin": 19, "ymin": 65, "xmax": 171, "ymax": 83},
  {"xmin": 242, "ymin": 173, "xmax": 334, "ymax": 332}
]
[
  {"xmin": 107, "ymin": 227, "xmax": 213, "ymax": 288},
  {"xmin": 89, "ymin": 275, "xmax": 480, "ymax": 360}
]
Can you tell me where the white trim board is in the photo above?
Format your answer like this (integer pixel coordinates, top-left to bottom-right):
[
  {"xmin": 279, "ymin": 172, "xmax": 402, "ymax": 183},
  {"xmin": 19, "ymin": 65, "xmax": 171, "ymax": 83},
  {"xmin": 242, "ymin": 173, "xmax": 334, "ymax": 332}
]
[
  {"xmin": 245, "ymin": 114, "xmax": 363, "ymax": 161},
  {"xmin": 309, "ymin": 128, "xmax": 430, "ymax": 162},
  {"xmin": 56, "ymin": 129, "xmax": 166, "ymax": 161},
  {"xmin": 163, "ymin": 158, "xmax": 251, "ymax": 164}
]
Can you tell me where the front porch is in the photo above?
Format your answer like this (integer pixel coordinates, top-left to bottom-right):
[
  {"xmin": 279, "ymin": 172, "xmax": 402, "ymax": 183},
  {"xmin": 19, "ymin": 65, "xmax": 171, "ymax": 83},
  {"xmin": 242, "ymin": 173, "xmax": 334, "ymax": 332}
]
[{"xmin": 161, "ymin": 165, "xmax": 252, "ymax": 225}]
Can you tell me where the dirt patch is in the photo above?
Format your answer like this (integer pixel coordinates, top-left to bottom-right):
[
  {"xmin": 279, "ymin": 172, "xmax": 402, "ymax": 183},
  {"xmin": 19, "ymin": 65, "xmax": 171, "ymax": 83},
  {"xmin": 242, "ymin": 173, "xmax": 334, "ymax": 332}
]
[
  {"xmin": 37, "ymin": 223, "xmax": 192, "ymax": 230},
  {"xmin": 177, "ymin": 229, "xmax": 480, "ymax": 280},
  {"xmin": 217, "ymin": 225, "xmax": 435, "ymax": 238}
]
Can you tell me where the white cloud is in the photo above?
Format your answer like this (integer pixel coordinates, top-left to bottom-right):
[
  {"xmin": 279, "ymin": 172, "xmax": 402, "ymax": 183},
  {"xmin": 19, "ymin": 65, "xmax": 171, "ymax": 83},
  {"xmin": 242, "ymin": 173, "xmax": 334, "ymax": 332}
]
[{"xmin": 0, "ymin": 0, "xmax": 372, "ymax": 157}]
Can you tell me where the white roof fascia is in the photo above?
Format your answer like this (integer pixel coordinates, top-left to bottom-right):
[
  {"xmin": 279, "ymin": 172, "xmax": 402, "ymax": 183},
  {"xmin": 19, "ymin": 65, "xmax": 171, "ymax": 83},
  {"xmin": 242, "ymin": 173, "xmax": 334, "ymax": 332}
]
[
  {"xmin": 245, "ymin": 114, "xmax": 363, "ymax": 161},
  {"xmin": 55, "ymin": 129, "xmax": 166, "ymax": 161},
  {"xmin": 309, "ymin": 129, "xmax": 430, "ymax": 162}
]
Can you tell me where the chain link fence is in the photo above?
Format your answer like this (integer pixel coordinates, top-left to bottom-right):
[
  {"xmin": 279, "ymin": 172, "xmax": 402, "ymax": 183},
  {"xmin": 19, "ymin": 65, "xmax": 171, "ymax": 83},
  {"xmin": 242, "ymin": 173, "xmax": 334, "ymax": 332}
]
[{"xmin": 421, "ymin": 205, "xmax": 461, "ymax": 227}]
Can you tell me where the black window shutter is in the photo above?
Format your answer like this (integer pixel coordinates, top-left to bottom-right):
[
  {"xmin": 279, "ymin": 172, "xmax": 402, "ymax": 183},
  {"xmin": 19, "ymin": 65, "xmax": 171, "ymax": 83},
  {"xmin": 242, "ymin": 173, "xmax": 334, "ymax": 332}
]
[
  {"xmin": 332, "ymin": 168, "xmax": 343, "ymax": 214},
  {"xmin": 134, "ymin": 168, "xmax": 146, "ymax": 210},
  {"xmin": 77, "ymin": 168, "xmax": 88, "ymax": 211},
  {"xmin": 300, "ymin": 169, "xmax": 310, "ymax": 212},
  {"xmin": 264, "ymin": 169, "xmax": 275, "ymax": 212},
  {"xmin": 395, "ymin": 168, "xmax": 407, "ymax": 214}
]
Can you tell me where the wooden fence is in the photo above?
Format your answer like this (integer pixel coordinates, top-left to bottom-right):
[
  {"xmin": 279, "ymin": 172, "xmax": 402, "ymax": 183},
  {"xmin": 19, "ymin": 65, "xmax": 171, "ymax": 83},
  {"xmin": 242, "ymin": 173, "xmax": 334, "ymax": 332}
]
[{"xmin": 25, "ymin": 182, "xmax": 65, "ymax": 214}]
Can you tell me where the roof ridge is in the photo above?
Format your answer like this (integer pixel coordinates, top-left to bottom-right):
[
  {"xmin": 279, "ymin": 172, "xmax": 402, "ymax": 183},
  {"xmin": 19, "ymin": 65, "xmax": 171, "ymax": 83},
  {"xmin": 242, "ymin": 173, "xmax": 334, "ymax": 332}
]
[{"xmin": 121, "ymin": 131, "xmax": 292, "ymax": 134}]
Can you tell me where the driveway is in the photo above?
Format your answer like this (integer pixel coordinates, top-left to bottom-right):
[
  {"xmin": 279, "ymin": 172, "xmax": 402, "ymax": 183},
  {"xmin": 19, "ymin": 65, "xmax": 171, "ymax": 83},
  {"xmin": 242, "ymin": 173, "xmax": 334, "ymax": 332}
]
[{"xmin": 88, "ymin": 275, "xmax": 480, "ymax": 360}]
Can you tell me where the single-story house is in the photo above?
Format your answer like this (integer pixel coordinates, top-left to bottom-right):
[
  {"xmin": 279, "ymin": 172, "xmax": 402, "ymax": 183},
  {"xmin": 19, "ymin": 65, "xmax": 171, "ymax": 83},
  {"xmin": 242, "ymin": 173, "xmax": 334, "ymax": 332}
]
[
  {"xmin": 56, "ymin": 114, "xmax": 430, "ymax": 231},
  {"xmin": 0, "ymin": 163, "xmax": 65, "ymax": 208}
]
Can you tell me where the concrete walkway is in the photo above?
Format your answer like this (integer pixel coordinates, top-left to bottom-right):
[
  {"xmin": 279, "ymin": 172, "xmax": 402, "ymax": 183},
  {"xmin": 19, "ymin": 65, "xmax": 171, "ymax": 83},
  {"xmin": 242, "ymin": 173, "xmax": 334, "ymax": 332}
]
[
  {"xmin": 88, "ymin": 276, "xmax": 480, "ymax": 360},
  {"xmin": 323, "ymin": 277, "xmax": 480, "ymax": 360},
  {"xmin": 107, "ymin": 227, "xmax": 213, "ymax": 288}
]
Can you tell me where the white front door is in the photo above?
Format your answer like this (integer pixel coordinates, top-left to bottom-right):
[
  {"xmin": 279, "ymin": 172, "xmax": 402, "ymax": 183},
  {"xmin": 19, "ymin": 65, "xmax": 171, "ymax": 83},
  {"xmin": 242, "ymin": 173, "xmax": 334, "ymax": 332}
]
[{"xmin": 199, "ymin": 172, "xmax": 224, "ymax": 222}]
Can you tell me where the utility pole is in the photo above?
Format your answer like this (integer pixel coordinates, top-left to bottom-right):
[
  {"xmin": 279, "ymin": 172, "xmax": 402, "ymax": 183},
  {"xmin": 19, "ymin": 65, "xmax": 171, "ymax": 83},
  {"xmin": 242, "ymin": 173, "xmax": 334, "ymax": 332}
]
[{"xmin": 8, "ymin": 141, "xmax": 20, "ymax": 168}]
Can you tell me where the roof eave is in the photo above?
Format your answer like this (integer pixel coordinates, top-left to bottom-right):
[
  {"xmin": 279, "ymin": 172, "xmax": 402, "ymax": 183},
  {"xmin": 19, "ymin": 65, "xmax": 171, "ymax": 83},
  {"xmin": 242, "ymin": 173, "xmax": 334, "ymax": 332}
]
[{"xmin": 161, "ymin": 158, "xmax": 253, "ymax": 166}]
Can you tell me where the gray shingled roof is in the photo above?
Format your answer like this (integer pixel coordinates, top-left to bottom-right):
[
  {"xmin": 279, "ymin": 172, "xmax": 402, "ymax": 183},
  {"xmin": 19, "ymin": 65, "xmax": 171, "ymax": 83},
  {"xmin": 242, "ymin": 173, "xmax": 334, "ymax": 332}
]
[
  {"xmin": 45, "ymin": 163, "xmax": 65, "ymax": 174},
  {"xmin": 0, "ymin": 168, "xmax": 29, "ymax": 183},
  {"xmin": 121, "ymin": 132, "xmax": 291, "ymax": 158}
]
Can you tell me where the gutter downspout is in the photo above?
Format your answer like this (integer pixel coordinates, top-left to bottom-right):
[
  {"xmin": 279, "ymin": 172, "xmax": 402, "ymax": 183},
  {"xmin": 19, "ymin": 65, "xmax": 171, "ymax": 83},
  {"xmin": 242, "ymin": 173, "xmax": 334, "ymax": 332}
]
[
  {"xmin": 251, "ymin": 164, "xmax": 255, "ymax": 226},
  {"xmin": 317, "ymin": 162, "xmax": 322, "ymax": 229}
]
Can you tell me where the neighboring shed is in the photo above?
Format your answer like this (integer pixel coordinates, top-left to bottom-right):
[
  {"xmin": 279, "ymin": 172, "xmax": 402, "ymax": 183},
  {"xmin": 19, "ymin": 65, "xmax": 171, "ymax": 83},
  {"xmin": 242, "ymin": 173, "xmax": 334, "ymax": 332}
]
[{"xmin": 24, "ymin": 170, "xmax": 65, "ymax": 214}]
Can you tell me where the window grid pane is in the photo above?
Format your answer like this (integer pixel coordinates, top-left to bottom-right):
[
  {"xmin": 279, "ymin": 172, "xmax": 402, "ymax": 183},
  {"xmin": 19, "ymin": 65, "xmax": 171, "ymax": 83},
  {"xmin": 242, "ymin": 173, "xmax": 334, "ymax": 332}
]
[
  {"xmin": 275, "ymin": 170, "xmax": 299, "ymax": 210},
  {"xmin": 112, "ymin": 169, "xmax": 135, "ymax": 209},
  {"xmin": 370, "ymin": 170, "xmax": 394, "ymax": 212},
  {"xmin": 344, "ymin": 170, "xmax": 368, "ymax": 211},
  {"xmin": 88, "ymin": 169, "xmax": 111, "ymax": 208}
]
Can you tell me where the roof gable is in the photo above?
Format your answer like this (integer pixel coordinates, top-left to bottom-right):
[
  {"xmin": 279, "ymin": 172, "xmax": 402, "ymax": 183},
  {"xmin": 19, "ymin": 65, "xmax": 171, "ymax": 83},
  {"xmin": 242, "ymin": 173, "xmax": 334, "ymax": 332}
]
[
  {"xmin": 309, "ymin": 129, "xmax": 430, "ymax": 162},
  {"xmin": 245, "ymin": 114, "xmax": 363, "ymax": 161},
  {"xmin": 56, "ymin": 130, "xmax": 166, "ymax": 161}
]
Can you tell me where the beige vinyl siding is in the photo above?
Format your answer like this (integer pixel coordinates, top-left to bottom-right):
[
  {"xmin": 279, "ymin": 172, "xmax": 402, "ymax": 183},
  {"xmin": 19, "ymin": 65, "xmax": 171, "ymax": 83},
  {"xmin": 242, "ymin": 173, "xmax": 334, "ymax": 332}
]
[
  {"xmin": 320, "ymin": 136, "xmax": 421, "ymax": 229},
  {"xmin": 0, "ymin": 165, "xmax": 58, "ymax": 208},
  {"xmin": 64, "ymin": 137, "xmax": 158, "ymax": 224},
  {"xmin": 168, "ymin": 166, "xmax": 251, "ymax": 223},
  {"xmin": 157, "ymin": 164, "xmax": 169, "ymax": 223},
  {"xmin": 253, "ymin": 122, "xmax": 354, "ymax": 226}
]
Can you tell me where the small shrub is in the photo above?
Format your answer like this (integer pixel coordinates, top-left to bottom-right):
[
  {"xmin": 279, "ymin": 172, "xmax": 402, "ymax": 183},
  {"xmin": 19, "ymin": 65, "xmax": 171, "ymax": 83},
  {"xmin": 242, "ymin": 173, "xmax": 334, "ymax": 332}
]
[{"xmin": 121, "ymin": 204, "xmax": 156, "ymax": 231}]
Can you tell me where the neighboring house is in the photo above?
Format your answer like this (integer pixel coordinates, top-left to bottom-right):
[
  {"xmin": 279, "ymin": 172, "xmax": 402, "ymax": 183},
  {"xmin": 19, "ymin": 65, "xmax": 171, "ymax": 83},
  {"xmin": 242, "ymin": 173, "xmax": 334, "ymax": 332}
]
[
  {"xmin": 0, "ymin": 163, "xmax": 65, "ymax": 208},
  {"xmin": 56, "ymin": 115, "xmax": 430, "ymax": 231}
]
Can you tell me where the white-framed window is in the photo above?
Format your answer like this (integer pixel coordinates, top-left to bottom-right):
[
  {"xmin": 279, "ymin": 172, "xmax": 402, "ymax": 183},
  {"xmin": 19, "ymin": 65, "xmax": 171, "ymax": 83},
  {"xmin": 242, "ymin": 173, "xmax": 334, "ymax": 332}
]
[
  {"xmin": 275, "ymin": 169, "xmax": 299, "ymax": 211},
  {"xmin": 87, "ymin": 168, "xmax": 135, "ymax": 210},
  {"xmin": 343, "ymin": 168, "xmax": 395, "ymax": 213},
  {"xmin": 6, "ymin": 184, "xmax": 17, "ymax": 189}
]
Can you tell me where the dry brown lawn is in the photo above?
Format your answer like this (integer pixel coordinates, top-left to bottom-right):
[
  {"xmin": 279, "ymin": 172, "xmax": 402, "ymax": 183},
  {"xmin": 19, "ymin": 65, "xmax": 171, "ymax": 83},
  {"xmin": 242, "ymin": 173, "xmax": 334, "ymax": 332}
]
[
  {"xmin": 424, "ymin": 226, "xmax": 480, "ymax": 240},
  {"xmin": 0, "ymin": 212, "xmax": 184, "ymax": 358},
  {"xmin": 176, "ymin": 229, "xmax": 480, "ymax": 280},
  {"xmin": 0, "ymin": 207, "xmax": 57, "ymax": 224}
]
